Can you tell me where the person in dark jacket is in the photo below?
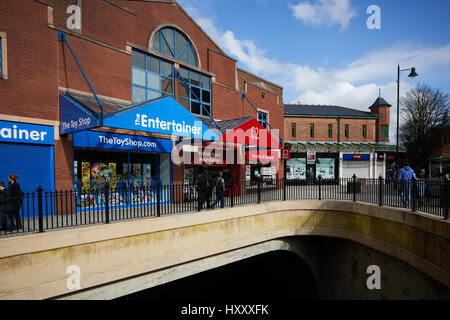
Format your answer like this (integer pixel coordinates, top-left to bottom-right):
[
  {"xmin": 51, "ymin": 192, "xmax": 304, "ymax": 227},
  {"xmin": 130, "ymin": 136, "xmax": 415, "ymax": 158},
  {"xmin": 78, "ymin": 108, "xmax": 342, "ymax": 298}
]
[
  {"xmin": 0, "ymin": 182, "xmax": 13, "ymax": 232},
  {"xmin": 8, "ymin": 174, "xmax": 23, "ymax": 229}
]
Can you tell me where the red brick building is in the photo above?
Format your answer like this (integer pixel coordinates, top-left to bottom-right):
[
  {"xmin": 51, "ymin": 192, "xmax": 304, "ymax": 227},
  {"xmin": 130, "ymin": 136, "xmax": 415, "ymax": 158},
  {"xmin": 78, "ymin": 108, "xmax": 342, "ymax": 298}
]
[
  {"xmin": 0, "ymin": 0, "xmax": 284, "ymax": 202},
  {"xmin": 283, "ymin": 97, "xmax": 403, "ymax": 180}
]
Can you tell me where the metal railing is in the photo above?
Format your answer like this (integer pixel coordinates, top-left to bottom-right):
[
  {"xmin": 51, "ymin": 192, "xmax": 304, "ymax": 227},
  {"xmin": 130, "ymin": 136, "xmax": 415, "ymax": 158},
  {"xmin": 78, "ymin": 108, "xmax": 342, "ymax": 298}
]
[{"xmin": 0, "ymin": 176, "xmax": 448, "ymax": 236}]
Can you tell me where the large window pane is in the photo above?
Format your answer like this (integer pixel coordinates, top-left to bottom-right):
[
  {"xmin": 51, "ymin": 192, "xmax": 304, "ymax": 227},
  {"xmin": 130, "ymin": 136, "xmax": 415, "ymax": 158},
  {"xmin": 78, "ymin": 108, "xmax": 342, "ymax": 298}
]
[
  {"xmin": 179, "ymin": 68, "xmax": 189, "ymax": 82},
  {"xmin": 147, "ymin": 56, "xmax": 159, "ymax": 74},
  {"xmin": 178, "ymin": 82, "xmax": 189, "ymax": 98},
  {"xmin": 202, "ymin": 90, "xmax": 210, "ymax": 104},
  {"xmin": 162, "ymin": 28, "xmax": 175, "ymax": 55},
  {"xmin": 189, "ymin": 45, "xmax": 197, "ymax": 66},
  {"xmin": 132, "ymin": 86, "xmax": 146, "ymax": 103},
  {"xmin": 161, "ymin": 60, "xmax": 173, "ymax": 77},
  {"xmin": 132, "ymin": 68, "xmax": 146, "ymax": 86},
  {"xmin": 161, "ymin": 37, "xmax": 172, "ymax": 57},
  {"xmin": 191, "ymin": 101, "xmax": 200, "ymax": 115},
  {"xmin": 147, "ymin": 90, "xmax": 160, "ymax": 100},
  {"xmin": 178, "ymin": 46, "xmax": 188, "ymax": 64},
  {"xmin": 132, "ymin": 50, "xmax": 146, "ymax": 69},
  {"xmin": 201, "ymin": 76, "xmax": 210, "ymax": 89},
  {"xmin": 190, "ymin": 71, "xmax": 200, "ymax": 87},
  {"xmin": 176, "ymin": 31, "xmax": 188, "ymax": 57},
  {"xmin": 151, "ymin": 33, "xmax": 160, "ymax": 52},
  {"xmin": 161, "ymin": 77, "xmax": 173, "ymax": 94},
  {"xmin": 191, "ymin": 86, "xmax": 201, "ymax": 100},
  {"xmin": 203, "ymin": 104, "xmax": 211, "ymax": 116},
  {"xmin": 147, "ymin": 73, "xmax": 160, "ymax": 91}
]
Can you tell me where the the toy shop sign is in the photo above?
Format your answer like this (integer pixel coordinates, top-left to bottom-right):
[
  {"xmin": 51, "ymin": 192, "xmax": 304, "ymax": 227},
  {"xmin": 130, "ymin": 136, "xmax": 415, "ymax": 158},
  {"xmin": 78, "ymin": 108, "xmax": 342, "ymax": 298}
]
[{"xmin": 72, "ymin": 131, "xmax": 173, "ymax": 153}]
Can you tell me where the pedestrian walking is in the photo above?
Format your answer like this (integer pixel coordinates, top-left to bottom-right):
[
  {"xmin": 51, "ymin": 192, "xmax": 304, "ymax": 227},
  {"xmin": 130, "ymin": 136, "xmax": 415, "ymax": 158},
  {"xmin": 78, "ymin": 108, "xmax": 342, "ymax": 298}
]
[
  {"xmin": 0, "ymin": 182, "xmax": 13, "ymax": 232},
  {"xmin": 398, "ymin": 162, "xmax": 415, "ymax": 207},
  {"xmin": 417, "ymin": 169, "xmax": 427, "ymax": 207},
  {"xmin": 214, "ymin": 172, "xmax": 225, "ymax": 209},
  {"xmin": 8, "ymin": 174, "xmax": 23, "ymax": 229}
]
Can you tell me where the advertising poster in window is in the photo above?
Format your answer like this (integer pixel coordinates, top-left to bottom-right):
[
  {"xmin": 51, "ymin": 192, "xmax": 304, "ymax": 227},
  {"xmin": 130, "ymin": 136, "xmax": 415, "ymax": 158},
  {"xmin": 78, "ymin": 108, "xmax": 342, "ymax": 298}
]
[
  {"xmin": 81, "ymin": 162, "xmax": 90, "ymax": 191},
  {"xmin": 143, "ymin": 164, "xmax": 152, "ymax": 188},
  {"xmin": 286, "ymin": 158, "xmax": 306, "ymax": 180},
  {"xmin": 132, "ymin": 164, "xmax": 142, "ymax": 189},
  {"xmin": 109, "ymin": 163, "xmax": 117, "ymax": 189},
  {"xmin": 316, "ymin": 158, "xmax": 335, "ymax": 180}
]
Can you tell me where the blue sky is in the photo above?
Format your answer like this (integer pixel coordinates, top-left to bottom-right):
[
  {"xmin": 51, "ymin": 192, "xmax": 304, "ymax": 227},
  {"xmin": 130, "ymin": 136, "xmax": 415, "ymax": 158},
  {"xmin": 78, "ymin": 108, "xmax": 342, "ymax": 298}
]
[{"xmin": 178, "ymin": 0, "xmax": 450, "ymax": 141}]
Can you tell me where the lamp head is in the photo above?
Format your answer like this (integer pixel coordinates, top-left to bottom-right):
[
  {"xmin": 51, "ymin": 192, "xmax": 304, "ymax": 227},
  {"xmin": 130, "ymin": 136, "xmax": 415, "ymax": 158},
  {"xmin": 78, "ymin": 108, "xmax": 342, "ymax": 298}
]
[{"xmin": 408, "ymin": 67, "xmax": 418, "ymax": 78}]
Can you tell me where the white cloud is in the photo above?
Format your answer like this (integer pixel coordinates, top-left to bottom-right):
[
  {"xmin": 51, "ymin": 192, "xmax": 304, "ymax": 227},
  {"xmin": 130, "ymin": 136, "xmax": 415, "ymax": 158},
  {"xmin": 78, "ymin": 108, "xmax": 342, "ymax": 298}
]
[
  {"xmin": 289, "ymin": 0, "xmax": 357, "ymax": 31},
  {"xmin": 183, "ymin": 5, "xmax": 450, "ymax": 145}
]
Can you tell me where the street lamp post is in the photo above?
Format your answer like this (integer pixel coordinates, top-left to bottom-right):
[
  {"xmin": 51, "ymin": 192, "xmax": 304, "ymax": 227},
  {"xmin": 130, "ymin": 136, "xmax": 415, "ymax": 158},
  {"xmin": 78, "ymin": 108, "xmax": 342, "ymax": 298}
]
[{"xmin": 396, "ymin": 65, "xmax": 418, "ymax": 174}]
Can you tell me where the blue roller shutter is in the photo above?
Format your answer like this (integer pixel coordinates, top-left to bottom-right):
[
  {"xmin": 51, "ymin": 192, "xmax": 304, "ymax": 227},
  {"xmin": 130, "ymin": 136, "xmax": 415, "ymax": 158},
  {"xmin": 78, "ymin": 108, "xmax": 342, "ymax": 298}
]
[{"xmin": 0, "ymin": 143, "xmax": 54, "ymax": 193}]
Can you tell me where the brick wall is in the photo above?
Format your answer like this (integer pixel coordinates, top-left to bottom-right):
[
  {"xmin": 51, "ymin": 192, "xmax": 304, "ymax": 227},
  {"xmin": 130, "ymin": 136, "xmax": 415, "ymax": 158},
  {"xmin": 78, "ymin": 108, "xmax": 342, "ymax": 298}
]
[{"xmin": 285, "ymin": 117, "xmax": 377, "ymax": 143}]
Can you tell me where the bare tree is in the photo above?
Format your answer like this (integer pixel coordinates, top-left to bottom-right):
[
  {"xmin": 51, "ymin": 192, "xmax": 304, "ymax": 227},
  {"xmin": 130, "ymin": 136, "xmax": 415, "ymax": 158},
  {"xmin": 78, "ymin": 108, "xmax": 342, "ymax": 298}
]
[{"xmin": 400, "ymin": 84, "xmax": 449, "ymax": 171}]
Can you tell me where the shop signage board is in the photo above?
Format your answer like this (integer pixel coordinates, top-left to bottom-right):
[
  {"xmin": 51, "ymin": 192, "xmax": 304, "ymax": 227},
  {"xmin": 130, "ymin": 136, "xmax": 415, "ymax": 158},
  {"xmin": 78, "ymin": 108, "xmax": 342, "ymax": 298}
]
[
  {"xmin": 221, "ymin": 118, "xmax": 280, "ymax": 149},
  {"xmin": 377, "ymin": 153, "xmax": 385, "ymax": 161},
  {"xmin": 0, "ymin": 120, "xmax": 54, "ymax": 145},
  {"xmin": 246, "ymin": 149, "xmax": 280, "ymax": 162},
  {"xmin": 343, "ymin": 154, "xmax": 370, "ymax": 161},
  {"xmin": 104, "ymin": 97, "xmax": 219, "ymax": 140},
  {"xmin": 307, "ymin": 150, "xmax": 316, "ymax": 164},
  {"xmin": 72, "ymin": 130, "xmax": 173, "ymax": 153},
  {"xmin": 282, "ymin": 149, "xmax": 291, "ymax": 160},
  {"xmin": 60, "ymin": 94, "xmax": 99, "ymax": 135}
]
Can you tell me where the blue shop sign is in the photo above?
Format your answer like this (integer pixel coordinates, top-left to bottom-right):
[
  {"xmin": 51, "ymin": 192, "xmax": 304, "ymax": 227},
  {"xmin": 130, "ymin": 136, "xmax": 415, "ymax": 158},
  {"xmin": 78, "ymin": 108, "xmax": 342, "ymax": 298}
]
[
  {"xmin": 343, "ymin": 154, "xmax": 371, "ymax": 161},
  {"xmin": 72, "ymin": 131, "xmax": 173, "ymax": 153},
  {"xmin": 60, "ymin": 94, "xmax": 98, "ymax": 135},
  {"xmin": 0, "ymin": 121, "xmax": 54, "ymax": 145},
  {"xmin": 103, "ymin": 97, "xmax": 219, "ymax": 141}
]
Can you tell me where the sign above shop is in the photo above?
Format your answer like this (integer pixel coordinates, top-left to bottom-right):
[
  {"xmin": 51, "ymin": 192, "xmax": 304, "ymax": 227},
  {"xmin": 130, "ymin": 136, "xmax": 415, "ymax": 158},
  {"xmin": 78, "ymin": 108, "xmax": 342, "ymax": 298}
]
[
  {"xmin": 282, "ymin": 149, "xmax": 291, "ymax": 160},
  {"xmin": 377, "ymin": 153, "xmax": 385, "ymax": 161},
  {"xmin": 343, "ymin": 154, "xmax": 370, "ymax": 161},
  {"xmin": 0, "ymin": 121, "xmax": 54, "ymax": 145},
  {"xmin": 246, "ymin": 149, "xmax": 280, "ymax": 163},
  {"xmin": 72, "ymin": 131, "xmax": 173, "ymax": 153},
  {"xmin": 60, "ymin": 94, "xmax": 99, "ymax": 135},
  {"xmin": 307, "ymin": 150, "xmax": 316, "ymax": 164},
  {"xmin": 221, "ymin": 118, "xmax": 280, "ymax": 149},
  {"xmin": 104, "ymin": 97, "xmax": 219, "ymax": 140}
]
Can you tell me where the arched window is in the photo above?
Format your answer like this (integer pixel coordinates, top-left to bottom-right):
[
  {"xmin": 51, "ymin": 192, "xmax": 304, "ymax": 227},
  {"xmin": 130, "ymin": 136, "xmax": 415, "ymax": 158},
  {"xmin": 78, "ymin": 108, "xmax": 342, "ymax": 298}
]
[{"xmin": 151, "ymin": 27, "xmax": 198, "ymax": 67}]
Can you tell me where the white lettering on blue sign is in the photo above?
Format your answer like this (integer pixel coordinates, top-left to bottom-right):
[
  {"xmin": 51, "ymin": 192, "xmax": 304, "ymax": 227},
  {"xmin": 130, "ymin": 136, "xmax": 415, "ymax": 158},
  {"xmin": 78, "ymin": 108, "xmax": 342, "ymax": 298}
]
[
  {"xmin": 135, "ymin": 113, "xmax": 201, "ymax": 136},
  {"xmin": 0, "ymin": 125, "xmax": 48, "ymax": 142},
  {"xmin": 61, "ymin": 117, "xmax": 91, "ymax": 131},
  {"xmin": 98, "ymin": 135, "xmax": 158, "ymax": 149}
]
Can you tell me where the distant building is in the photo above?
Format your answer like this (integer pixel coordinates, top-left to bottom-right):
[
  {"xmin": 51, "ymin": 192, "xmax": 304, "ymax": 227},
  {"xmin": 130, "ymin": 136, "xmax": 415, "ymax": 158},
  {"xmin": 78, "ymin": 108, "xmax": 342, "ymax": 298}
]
[
  {"xmin": 429, "ymin": 121, "xmax": 450, "ymax": 177},
  {"xmin": 284, "ymin": 96, "xmax": 405, "ymax": 180}
]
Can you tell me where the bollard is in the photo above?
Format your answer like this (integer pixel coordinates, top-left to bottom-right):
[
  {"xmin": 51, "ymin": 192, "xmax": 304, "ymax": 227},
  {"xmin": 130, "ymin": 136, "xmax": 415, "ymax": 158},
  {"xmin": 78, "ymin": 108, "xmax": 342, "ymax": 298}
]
[
  {"xmin": 318, "ymin": 176, "xmax": 322, "ymax": 200},
  {"xmin": 257, "ymin": 177, "xmax": 262, "ymax": 204},
  {"xmin": 379, "ymin": 176, "xmax": 383, "ymax": 207},
  {"xmin": 157, "ymin": 181, "xmax": 161, "ymax": 217},
  {"xmin": 37, "ymin": 186, "xmax": 44, "ymax": 233},
  {"xmin": 105, "ymin": 182, "xmax": 110, "ymax": 224}
]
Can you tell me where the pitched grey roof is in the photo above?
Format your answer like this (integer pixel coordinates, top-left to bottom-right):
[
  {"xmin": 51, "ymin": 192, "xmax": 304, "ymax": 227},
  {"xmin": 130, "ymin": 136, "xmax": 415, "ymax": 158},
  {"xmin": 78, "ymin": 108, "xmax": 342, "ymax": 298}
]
[
  {"xmin": 370, "ymin": 97, "xmax": 392, "ymax": 108},
  {"xmin": 284, "ymin": 104, "xmax": 378, "ymax": 118}
]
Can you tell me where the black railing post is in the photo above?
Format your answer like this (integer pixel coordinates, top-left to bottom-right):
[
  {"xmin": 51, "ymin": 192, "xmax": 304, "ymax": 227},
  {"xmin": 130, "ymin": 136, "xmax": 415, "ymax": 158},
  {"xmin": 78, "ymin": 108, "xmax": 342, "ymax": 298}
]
[
  {"xmin": 231, "ymin": 182, "xmax": 234, "ymax": 208},
  {"xmin": 283, "ymin": 174, "xmax": 287, "ymax": 201},
  {"xmin": 444, "ymin": 179, "xmax": 449, "ymax": 219},
  {"xmin": 379, "ymin": 176, "xmax": 383, "ymax": 207},
  {"xmin": 353, "ymin": 174, "xmax": 357, "ymax": 202},
  {"xmin": 411, "ymin": 177, "xmax": 417, "ymax": 212},
  {"xmin": 37, "ymin": 186, "xmax": 44, "ymax": 233},
  {"xmin": 257, "ymin": 177, "xmax": 262, "ymax": 204},
  {"xmin": 318, "ymin": 176, "xmax": 322, "ymax": 200},
  {"xmin": 105, "ymin": 182, "xmax": 110, "ymax": 224},
  {"xmin": 157, "ymin": 181, "xmax": 161, "ymax": 217}
]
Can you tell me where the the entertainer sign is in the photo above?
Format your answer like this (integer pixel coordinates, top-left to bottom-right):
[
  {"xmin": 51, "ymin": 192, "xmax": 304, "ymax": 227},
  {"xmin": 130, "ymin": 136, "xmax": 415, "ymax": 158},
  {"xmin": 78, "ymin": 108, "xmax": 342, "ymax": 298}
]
[{"xmin": 104, "ymin": 97, "xmax": 218, "ymax": 140}]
